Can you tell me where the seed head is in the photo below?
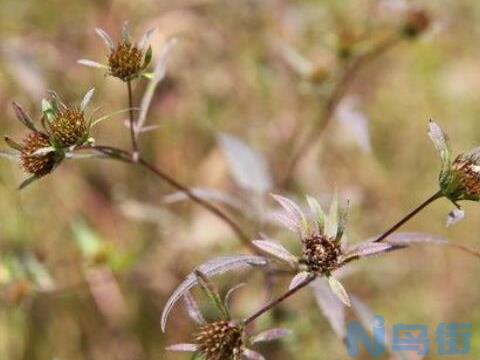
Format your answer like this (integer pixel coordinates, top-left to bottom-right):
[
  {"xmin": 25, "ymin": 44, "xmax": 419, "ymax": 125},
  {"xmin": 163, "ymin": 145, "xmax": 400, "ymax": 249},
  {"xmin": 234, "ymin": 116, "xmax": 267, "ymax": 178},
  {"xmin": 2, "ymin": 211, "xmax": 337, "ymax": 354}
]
[
  {"xmin": 402, "ymin": 9, "xmax": 430, "ymax": 38},
  {"xmin": 20, "ymin": 132, "xmax": 56, "ymax": 176},
  {"xmin": 302, "ymin": 234, "xmax": 342, "ymax": 275},
  {"xmin": 108, "ymin": 42, "xmax": 143, "ymax": 81},
  {"xmin": 49, "ymin": 107, "xmax": 88, "ymax": 147},
  {"xmin": 194, "ymin": 321, "xmax": 244, "ymax": 360},
  {"xmin": 449, "ymin": 157, "xmax": 480, "ymax": 201}
]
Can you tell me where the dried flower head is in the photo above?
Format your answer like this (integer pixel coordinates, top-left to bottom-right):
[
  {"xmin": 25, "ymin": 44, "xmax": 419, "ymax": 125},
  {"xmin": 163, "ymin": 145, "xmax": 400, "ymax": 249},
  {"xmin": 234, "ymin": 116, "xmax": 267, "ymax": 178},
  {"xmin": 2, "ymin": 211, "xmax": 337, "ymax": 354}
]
[
  {"xmin": 78, "ymin": 23, "xmax": 154, "ymax": 82},
  {"xmin": 166, "ymin": 274, "xmax": 290, "ymax": 360},
  {"xmin": 428, "ymin": 120, "xmax": 480, "ymax": 204},
  {"xmin": 402, "ymin": 8, "xmax": 430, "ymax": 38},
  {"xmin": 19, "ymin": 132, "xmax": 56, "ymax": 176},
  {"xmin": 195, "ymin": 320, "xmax": 245, "ymax": 360},
  {"xmin": 251, "ymin": 194, "xmax": 404, "ymax": 306}
]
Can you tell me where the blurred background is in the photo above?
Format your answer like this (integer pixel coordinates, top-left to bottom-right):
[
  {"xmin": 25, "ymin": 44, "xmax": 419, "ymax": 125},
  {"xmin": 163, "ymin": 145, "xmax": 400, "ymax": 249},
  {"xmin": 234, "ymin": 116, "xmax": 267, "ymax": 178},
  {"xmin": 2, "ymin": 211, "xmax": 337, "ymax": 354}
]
[{"xmin": 0, "ymin": 0, "xmax": 479, "ymax": 359}]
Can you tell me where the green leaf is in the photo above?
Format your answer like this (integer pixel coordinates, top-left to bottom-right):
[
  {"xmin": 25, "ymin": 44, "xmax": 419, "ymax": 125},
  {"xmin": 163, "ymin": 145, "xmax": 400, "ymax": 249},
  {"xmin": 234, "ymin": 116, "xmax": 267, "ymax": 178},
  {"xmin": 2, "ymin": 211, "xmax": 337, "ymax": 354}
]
[
  {"xmin": 18, "ymin": 175, "xmax": 41, "ymax": 190},
  {"xmin": 41, "ymin": 99, "xmax": 55, "ymax": 123},
  {"xmin": 142, "ymin": 46, "xmax": 153, "ymax": 70},
  {"xmin": 336, "ymin": 200, "xmax": 350, "ymax": 243},
  {"xmin": 326, "ymin": 194, "xmax": 339, "ymax": 239},
  {"xmin": 4, "ymin": 136, "xmax": 23, "ymax": 152},
  {"xmin": 328, "ymin": 276, "xmax": 351, "ymax": 307},
  {"xmin": 428, "ymin": 120, "xmax": 452, "ymax": 180},
  {"xmin": 194, "ymin": 270, "xmax": 230, "ymax": 320},
  {"xmin": 141, "ymin": 72, "xmax": 154, "ymax": 80},
  {"xmin": 306, "ymin": 195, "xmax": 325, "ymax": 233}
]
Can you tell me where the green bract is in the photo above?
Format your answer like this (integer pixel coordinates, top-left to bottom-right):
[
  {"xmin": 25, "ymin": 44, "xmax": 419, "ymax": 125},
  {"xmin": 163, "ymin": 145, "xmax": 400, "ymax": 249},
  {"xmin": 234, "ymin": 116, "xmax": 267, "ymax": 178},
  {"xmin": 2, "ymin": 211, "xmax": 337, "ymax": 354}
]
[{"xmin": 428, "ymin": 120, "xmax": 480, "ymax": 204}]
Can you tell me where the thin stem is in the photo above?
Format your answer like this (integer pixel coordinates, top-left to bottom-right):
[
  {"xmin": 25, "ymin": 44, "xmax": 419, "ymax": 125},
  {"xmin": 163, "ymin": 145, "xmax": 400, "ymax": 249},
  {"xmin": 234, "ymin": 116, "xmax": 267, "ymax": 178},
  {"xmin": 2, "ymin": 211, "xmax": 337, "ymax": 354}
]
[
  {"xmin": 78, "ymin": 145, "xmax": 256, "ymax": 253},
  {"xmin": 282, "ymin": 35, "xmax": 401, "ymax": 185},
  {"xmin": 244, "ymin": 275, "xmax": 315, "ymax": 325},
  {"xmin": 127, "ymin": 80, "xmax": 139, "ymax": 161},
  {"xmin": 373, "ymin": 190, "xmax": 443, "ymax": 243}
]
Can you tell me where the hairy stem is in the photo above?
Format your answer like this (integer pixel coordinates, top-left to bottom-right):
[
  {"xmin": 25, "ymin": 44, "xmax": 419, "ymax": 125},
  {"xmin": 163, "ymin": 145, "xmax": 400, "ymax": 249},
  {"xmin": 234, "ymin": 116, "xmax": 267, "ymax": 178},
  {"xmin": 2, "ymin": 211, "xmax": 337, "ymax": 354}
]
[
  {"xmin": 282, "ymin": 35, "xmax": 401, "ymax": 185},
  {"xmin": 80, "ymin": 145, "xmax": 256, "ymax": 252},
  {"xmin": 127, "ymin": 80, "xmax": 139, "ymax": 161},
  {"xmin": 373, "ymin": 190, "xmax": 443, "ymax": 243},
  {"xmin": 244, "ymin": 275, "xmax": 315, "ymax": 325}
]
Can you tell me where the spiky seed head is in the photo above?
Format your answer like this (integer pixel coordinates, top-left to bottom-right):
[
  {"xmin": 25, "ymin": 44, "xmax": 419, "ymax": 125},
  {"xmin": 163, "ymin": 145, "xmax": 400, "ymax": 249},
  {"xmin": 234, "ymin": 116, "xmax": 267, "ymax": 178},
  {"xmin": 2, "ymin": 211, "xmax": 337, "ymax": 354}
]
[
  {"xmin": 108, "ymin": 41, "xmax": 143, "ymax": 81},
  {"xmin": 402, "ymin": 9, "xmax": 430, "ymax": 38},
  {"xmin": 301, "ymin": 234, "xmax": 342, "ymax": 275},
  {"xmin": 50, "ymin": 107, "xmax": 88, "ymax": 147},
  {"xmin": 20, "ymin": 132, "xmax": 56, "ymax": 176},
  {"xmin": 194, "ymin": 321, "xmax": 244, "ymax": 360},
  {"xmin": 449, "ymin": 157, "xmax": 480, "ymax": 201}
]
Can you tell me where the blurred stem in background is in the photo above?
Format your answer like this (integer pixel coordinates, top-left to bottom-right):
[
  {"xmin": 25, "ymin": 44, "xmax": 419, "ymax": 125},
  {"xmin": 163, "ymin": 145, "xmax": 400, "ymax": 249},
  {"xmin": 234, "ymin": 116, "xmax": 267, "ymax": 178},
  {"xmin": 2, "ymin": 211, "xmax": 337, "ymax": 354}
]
[{"xmin": 281, "ymin": 34, "xmax": 402, "ymax": 186}]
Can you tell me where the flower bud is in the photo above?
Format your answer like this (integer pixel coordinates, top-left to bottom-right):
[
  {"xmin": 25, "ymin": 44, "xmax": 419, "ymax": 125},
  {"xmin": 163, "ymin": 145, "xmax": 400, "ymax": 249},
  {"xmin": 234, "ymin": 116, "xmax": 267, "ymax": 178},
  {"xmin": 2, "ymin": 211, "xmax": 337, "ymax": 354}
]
[
  {"xmin": 194, "ymin": 321, "xmax": 244, "ymax": 360},
  {"xmin": 108, "ymin": 41, "xmax": 143, "ymax": 81},
  {"xmin": 20, "ymin": 132, "xmax": 56, "ymax": 176},
  {"xmin": 50, "ymin": 107, "xmax": 88, "ymax": 147}
]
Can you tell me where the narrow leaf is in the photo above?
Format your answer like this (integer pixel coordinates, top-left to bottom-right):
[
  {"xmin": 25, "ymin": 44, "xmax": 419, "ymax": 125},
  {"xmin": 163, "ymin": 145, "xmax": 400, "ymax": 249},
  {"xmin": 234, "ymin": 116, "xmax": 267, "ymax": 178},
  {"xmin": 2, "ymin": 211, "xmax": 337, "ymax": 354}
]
[
  {"xmin": 288, "ymin": 271, "xmax": 310, "ymax": 290},
  {"xmin": 183, "ymin": 292, "xmax": 206, "ymax": 325},
  {"xmin": 243, "ymin": 349, "xmax": 266, "ymax": 360},
  {"xmin": 166, "ymin": 343, "xmax": 198, "ymax": 352},
  {"xmin": 31, "ymin": 146, "xmax": 55, "ymax": 157},
  {"xmin": 336, "ymin": 200, "xmax": 350, "ymax": 243},
  {"xmin": 310, "ymin": 278, "xmax": 346, "ymax": 339},
  {"xmin": 12, "ymin": 102, "xmax": 37, "ymax": 132},
  {"xmin": 252, "ymin": 240, "xmax": 297, "ymax": 268},
  {"xmin": 4, "ymin": 136, "xmax": 23, "ymax": 151},
  {"xmin": 121, "ymin": 21, "xmax": 131, "ymax": 43},
  {"xmin": 18, "ymin": 175, "xmax": 41, "ymax": 190},
  {"xmin": 0, "ymin": 149, "xmax": 20, "ymax": 160},
  {"xmin": 219, "ymin": 134, "xmax": 273, "ymax": 194},
  {"xmin": 325, "ymin": 195, "xmax": 338, "ymax": 239},
  {"xmin": 306, "ymin": 195, "xmax": 325, "ymax": 233},
  {"xmin": 195, "ymin": 270, "xmax": 229, "ymax": 320},
  {"xmin": 328, "ymin": 276, "xmax": 351, "ymax": 307},
  {"xmin": 344, "ymin": 242, "xmax": 393, "ymax": 259},
  {"xmin": 142, "ymin": 46, "xmax": 153, "ymax": 69},
  {"xmin": 136, "ymin": 38, "xmax": 177, "ymax": 132},
  {"xmin": 77, "ymin": 59, "xmax": 108, "ymax": 69},
  {"xmin": 95, "ymin": 28, "xmax": 114, "ymax": 51},
  {"xmin": 80, "ymin": 88, "xmax": 95, "ymax": 112},
  {"xmin": 271, "ymin": 194, "xmax": 308, "ymax": 235},
  {"xmin": 138, "ymin": 28, "xmax": 155, "ymax": 51},
  {"xmin": 160, "ymin": 256, "xmax": 267, "ymax": 331},
  {"xmin": 251, "ymin": 328, "xmax": 292, "ymax": 344},
  {"xmin": 224, "ymin": 283, "xmax": 246, "ymax": 310},
  {"xmin": 428, "ymin": 120, "xmax": 451, "ymax": 176}
]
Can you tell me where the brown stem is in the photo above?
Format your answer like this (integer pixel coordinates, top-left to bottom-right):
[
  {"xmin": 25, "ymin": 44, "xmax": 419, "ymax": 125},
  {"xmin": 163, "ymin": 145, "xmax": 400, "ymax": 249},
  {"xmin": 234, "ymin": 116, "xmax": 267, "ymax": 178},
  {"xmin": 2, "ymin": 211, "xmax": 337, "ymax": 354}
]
[
  {"xmin": 373, "ymin": 190, "xmax": 443, "ymax": 243},
  {"xmin": 282, "ymin": 35, "xmax": 401, "ymax": 185},
  {"xmin": 79, "ymin": 145, "xmax": 256, "ymax": 252},
  {"xmin": 244, "ymin": 275, "xmax": 315, "ymax": 325},
  {"xmin": 127, "ymin": 80, "xmax": 139, "ymax": 161}
]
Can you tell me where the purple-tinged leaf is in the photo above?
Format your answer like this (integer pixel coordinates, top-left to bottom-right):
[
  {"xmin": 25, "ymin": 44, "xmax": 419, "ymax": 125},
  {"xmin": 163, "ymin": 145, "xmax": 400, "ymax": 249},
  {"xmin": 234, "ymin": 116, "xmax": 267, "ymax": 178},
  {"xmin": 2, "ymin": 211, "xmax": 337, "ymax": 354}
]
[
  {"xmin": 251, "ymin": 328, "xmax": 292, "ymax": 344},
  {"xmin": 336, "ymin": 97, "xmax": 372, "ymax": 153},
  {"xmin": 381, "ymin": 232, "xmax": 448, "ymax": 246},
  {"xmin": 344, "ymin": 242, "xmax": 392, "ymax": 259},
  {"xmin": 351, "ymin": 296, "xmax": 389, "ymax": 350},
  {"xmin": 288, "ymin": 271, "xmax": 310, "ymax": 290},
  {"xmin": 306, "ymin": 195, "xmax": 325, "ymax": 233},
  {"xmin": 166, "ymin": 343, "xmax": 198, "ymax": 352},
  {"xmin": 310, "ymin": 278, "xmax": 346, "ymax": 339},
  {"xmin": 161, "ymin": 256, "xmax": 267, "ymax": 331},
  {"xmin": 137, "ymin": 38, "xmax": 177, "ymax": 133},
  {"xmin": 80, "ymin": 88, "xmax": 95, "ymax": 112},
  {"xmin": 94, "ymin": 28, "xmax": 114, "ymax": 51},
  {"xmin": 252, "ymin": 240, "xmax": 297, "ymax": 268},
  {"xmin": 183, "ymin": 292, "xmax": 206, "ymax": 325},
  {"xmin": 77, "ymin": 59, "xmax": 108, "ymax": 69},
  {"xmin": 446, "ymin": 208, "xmax": 465, "ymax": 227},
  {"xmin": 271, "ymin": 194, "xmax": 308, "ymax": 235},
  {"xmin": 12, "ymin": 102, "xmax": 37, "ymax": 132},
  {"xmin": 224, "ymin": 283, "xmax": 246, "ymax": 310},
  {"xmin": 270, "ymin": 210, "xmax": 300, "ymax": 233},
  {"xmin": 138, "ymin": 28, "xmax": 155, "ymax": 51},
  {"xmin": 328, "ymin": 276, "xmax": 351, "ymax": 307},
  {"xmin": 243, "ymin": 348, "xmax": 266, "ymax": 360},
  {"xmin": 219, "ymin": 134, "xmax": 273, "ymax": 194}
]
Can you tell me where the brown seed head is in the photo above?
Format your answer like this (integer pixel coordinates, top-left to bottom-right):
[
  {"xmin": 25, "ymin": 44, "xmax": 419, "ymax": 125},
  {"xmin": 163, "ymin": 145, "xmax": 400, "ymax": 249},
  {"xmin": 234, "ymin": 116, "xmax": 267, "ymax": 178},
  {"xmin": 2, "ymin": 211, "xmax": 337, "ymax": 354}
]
[
  {"xmin": 194, "ymin": 321, "xmax": 244, "ymax": 360},
  {"xmin": 451, "ymin": 158, "xmax": 480, "ymax": 201},
  {"xmin": 108, "ymin": 41, "xmax": 143, "ymax": 81},
  {"xmin": 20, "ymin": 132, "xmax": 56, "ymax": 176},
  {"xmin": 50, "ymin": 107, "xmax": 87, "ymax": 147},
  {"xmin": 302, "ymin": 234, "xmax": 342, "ymax": 275},
  {"xmin": 403, "ymin": 9, "xmax": 430, "ymax": 38}
]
